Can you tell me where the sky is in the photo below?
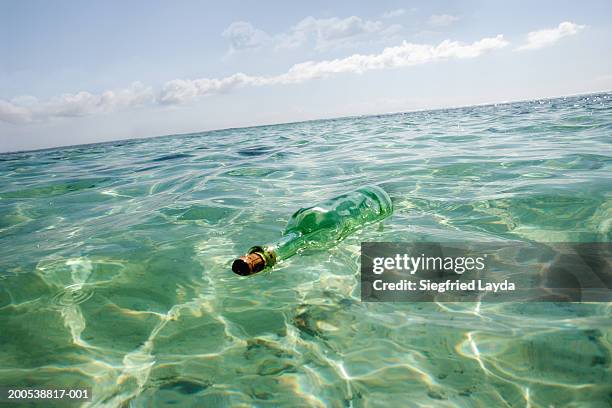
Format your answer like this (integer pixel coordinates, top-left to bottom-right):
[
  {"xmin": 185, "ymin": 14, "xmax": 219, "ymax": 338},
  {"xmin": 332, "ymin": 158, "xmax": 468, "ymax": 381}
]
[{"xmin": 1, "ymin": 0, "xmax": 612, "ymax": 152}]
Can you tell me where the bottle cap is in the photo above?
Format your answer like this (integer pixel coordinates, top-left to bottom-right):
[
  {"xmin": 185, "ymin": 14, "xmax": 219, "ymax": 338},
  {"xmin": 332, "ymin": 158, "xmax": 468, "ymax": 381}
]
[{"xmin": 232, "ymin": 252, "xmax": 266, "ymax": 276}]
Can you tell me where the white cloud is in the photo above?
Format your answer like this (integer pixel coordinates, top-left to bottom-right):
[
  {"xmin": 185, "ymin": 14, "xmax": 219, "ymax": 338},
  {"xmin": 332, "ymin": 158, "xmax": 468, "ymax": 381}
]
[
  {"xmin": 222, "ymin": 21, "xmax": 271, "ymax": 52},
  {"xmin": 516, "ymin": 21, "xmax": 585, "ymax": 51},
  {"xmin": 0, "ymin": 100, "xmax": 34, "ymax": 124},
  {"xmin": 222, "ymin": 15, "xmax": 401, "ymax": 52},
  {"xmin": 0, "ymin": 82, "xmax": 153, "ymax": 124},
  {"xmin": 159, "ymin": 34, "xmax": 509, "ymax": 104},
  {"xmin": 428, "ymin": 14, "xmax": 460, "ymax": 27},
  {"xmin": 158, "ymin": 74, "xmax": 257, "ymax": 105},
  {"xmin": 382, "ymin": 9, "xmax": 406, "ymax": 19}
]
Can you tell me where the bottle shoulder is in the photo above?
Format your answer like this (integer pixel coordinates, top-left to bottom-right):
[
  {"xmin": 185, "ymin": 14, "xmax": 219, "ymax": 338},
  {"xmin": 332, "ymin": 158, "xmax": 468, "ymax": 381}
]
[{"xmin": 283, "ymin": 185, "xmax": 392, "ymax": 235}]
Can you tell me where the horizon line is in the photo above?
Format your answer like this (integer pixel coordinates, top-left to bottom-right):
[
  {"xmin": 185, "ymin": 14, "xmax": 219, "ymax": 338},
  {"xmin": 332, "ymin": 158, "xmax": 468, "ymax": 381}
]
[{"xmin": 1, "ymin": 88, "xmax": 610, "ymax": 155}]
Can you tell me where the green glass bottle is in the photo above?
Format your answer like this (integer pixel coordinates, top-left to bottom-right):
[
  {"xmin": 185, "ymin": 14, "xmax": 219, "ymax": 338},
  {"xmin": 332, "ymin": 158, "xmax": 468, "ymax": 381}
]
[{"xmin": 232, "ymin": 185, "xmax": 393, "ymax": 276}]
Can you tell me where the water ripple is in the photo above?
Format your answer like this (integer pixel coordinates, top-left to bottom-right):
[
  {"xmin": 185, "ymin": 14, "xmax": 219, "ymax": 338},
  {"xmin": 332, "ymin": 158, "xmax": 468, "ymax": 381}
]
[{"xmin": 51, "ymin": 284, "xmax": 95, "ymax": 307}]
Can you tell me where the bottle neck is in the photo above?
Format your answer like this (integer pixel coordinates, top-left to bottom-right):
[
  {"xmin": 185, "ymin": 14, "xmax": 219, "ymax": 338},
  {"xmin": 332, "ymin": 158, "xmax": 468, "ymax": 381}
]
[
  {"xmin": 277, "ymin": 231, "xmax": 305, "ymax": 260},
  {"xmin": 248, "ymin": 231, "xmax": 303, "ymax": 267}
]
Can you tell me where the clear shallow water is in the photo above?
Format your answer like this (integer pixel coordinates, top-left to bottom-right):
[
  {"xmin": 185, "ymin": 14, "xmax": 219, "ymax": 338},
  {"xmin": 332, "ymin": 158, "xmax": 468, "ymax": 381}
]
[{"xmin": 0, "ymin": 93, "xmax": 611, "ymax": 407}]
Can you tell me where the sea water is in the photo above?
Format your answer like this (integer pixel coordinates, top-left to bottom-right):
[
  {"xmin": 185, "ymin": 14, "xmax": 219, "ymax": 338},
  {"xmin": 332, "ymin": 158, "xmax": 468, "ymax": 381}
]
[{"xmin": 0, "ymin": 93, "xmax": 610, "ymax": 407}]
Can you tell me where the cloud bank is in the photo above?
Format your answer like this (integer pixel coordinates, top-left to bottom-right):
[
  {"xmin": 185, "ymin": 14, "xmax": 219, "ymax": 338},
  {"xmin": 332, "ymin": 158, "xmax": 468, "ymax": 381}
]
[
  {"xmin": 516, "ymin": 21, "xmax": 585, "ymax": 51},
  {"xmin": 1, "ymin": 35, "xmax": 509, "ymax": 121},
  {"xmin": 1, "ymin": 21, "xmax": 586, "ymax": 125},
  {"xmin": 158, "ymin": 34, "xmax": 509, "ymax": 104},
  {"xmin": 0, "ymin": 82, "xmax": 153, "ymax": 125}
]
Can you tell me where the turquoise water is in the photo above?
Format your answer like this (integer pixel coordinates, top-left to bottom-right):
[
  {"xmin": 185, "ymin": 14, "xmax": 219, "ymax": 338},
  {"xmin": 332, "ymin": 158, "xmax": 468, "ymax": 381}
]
[{"xmin": 0, "ymin": 93, "xmax": 610, "ymax": 407}]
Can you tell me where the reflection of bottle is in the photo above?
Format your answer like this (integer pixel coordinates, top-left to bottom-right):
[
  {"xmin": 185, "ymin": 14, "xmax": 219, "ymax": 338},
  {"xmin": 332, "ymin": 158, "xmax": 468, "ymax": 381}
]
[{"xmin": 232, "ymin": 185, "xmax": 393, "ymax": 276}]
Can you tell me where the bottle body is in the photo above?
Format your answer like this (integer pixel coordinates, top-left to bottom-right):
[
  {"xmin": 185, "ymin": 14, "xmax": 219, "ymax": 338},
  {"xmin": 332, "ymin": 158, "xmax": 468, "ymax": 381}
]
[{"xmin": 232, "ymin": 185, "xmax": 392, "ymax": 275}]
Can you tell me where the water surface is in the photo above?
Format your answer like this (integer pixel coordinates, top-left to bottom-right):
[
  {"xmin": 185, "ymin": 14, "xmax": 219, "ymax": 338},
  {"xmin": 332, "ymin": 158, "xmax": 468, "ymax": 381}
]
[{"xmin": 0, "ymin": 93, "xmax": 611, "ymax": 407}]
